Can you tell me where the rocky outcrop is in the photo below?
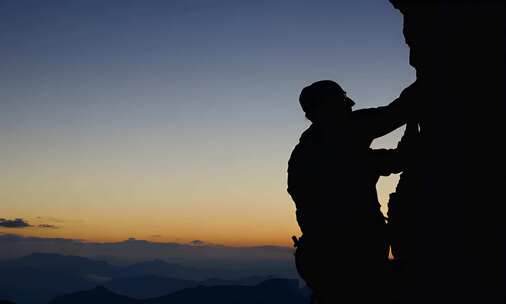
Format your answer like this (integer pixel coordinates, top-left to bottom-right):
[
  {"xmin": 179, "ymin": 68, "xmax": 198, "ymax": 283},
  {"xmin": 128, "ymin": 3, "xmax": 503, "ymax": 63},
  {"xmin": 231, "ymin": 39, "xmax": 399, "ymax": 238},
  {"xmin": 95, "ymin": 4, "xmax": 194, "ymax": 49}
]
[{"xmin": 389, "ymin": 1, "xmax": 505, "ymax": 303}]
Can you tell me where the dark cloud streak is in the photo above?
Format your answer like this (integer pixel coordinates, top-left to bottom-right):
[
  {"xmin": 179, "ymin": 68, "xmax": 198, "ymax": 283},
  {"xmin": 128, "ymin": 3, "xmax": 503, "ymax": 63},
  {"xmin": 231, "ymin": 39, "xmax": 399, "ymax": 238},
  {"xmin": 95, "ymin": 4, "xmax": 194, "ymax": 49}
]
[
  {"xmin": 189, "ymin": 240, "xmax": 205, "ymax": 246},
  {"xmin": 0, "ymin": 218, "xmax": 31, "ymax": 228},
  {"xmin": 38, "ymin": 224, "xmax": 59, "ymax": 229},
  {"xmin": 0, "ymin": 218, "xmax": 60, "ymax": 229}
]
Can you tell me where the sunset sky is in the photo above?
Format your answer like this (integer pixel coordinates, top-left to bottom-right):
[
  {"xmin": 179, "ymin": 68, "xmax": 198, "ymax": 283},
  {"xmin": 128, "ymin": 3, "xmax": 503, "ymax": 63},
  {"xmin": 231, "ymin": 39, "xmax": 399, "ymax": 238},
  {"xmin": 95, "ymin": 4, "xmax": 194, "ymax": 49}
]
[{"xmin": 0, "ymin": 0, "xmax": 415, "ymax": 246}]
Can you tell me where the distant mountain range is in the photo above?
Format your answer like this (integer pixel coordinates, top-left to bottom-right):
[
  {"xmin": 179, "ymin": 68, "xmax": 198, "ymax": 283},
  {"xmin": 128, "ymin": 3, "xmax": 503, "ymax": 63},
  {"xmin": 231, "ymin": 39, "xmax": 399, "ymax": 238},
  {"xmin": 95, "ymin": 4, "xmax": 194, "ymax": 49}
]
[
  {"xmin": 0, "ymin": 234, "xmax": 297, "ymax": 281},
  {"xmin": 0, "ymin": 253, "xmax": 301, "ymax": 304},
  {"xmin": 103, "ymin": 275, "xmax": 197, "ymax": 299},
  {"xmin": 48, "ymin": 279, "xmax": 307, "ymax": 304},
  {"xmin": 0, "ymin": 234, "xmax": 294, "ymax": 268}
]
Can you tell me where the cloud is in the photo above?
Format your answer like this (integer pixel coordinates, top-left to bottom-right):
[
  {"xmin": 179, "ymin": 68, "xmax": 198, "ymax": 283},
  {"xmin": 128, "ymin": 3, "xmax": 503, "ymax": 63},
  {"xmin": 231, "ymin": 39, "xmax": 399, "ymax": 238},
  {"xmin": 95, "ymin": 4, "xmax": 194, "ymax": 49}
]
[
  {"xmin": 189, "ymin": 240, "xmax": 205, "ymax": 246},
  {"xmin": 36, "ymin": 216, "xmax": 65, "ymax": 223},
  {"xmin": 0, "ymin": 218, "xmax": 31, "ymax": 228},
  {"xmin": 0, "ymin": 218, "xmax": 60, "ymax": 229},
  {"xmin": 38, "ymin": 224, "xmax": 59, "ymax": 229}
]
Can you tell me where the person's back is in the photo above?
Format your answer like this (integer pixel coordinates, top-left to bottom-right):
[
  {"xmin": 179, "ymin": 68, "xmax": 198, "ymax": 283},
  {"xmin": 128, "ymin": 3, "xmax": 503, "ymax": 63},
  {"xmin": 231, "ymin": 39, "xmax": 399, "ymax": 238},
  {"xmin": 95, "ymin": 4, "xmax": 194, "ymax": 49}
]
[{"xmin": 288, "ymin": 123, "xmax": 386, "ymax": 240}]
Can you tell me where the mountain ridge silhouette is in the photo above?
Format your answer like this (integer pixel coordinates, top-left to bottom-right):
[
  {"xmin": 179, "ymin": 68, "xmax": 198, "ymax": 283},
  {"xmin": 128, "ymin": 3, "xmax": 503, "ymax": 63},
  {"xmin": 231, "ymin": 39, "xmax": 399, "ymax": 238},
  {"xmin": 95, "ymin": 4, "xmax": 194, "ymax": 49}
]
[
  {"xmin": 0, "ymin": 253, "xmax": 297, "ymax": 304},
  {"xmin": 47, "ymin": 279, "xmax": 307, "ymax": 304}
]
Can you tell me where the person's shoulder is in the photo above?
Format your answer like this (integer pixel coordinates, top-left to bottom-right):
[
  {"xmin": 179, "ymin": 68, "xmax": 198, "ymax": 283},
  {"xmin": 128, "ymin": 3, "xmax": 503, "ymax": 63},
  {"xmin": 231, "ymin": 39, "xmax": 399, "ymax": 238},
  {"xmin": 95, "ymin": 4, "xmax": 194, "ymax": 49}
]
[
  {"xmin": 292, "ymin": 127, "xmax": 313, "ymax": 153},
  {"xmin": 295, "ymin": 125, "xmax": 323, "ymax": 147},
  {"xmin": 288, "ymin": 126, "xmax": 319, "ymax": 166},
  {"xmin": 300, "ymin": 124, "xmax": 317, "ymax": 139},
  {"xmin": 288, "ymin": 142, "xmax": 304, "ymax": 173}
]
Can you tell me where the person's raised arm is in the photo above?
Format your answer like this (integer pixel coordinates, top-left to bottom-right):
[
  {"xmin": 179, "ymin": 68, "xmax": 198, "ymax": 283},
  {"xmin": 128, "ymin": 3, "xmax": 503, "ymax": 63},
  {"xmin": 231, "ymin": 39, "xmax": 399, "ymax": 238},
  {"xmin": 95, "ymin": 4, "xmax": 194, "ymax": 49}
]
[{"xmin": 352, "ymin": 81, "xmax": 420, "ymax": 141}]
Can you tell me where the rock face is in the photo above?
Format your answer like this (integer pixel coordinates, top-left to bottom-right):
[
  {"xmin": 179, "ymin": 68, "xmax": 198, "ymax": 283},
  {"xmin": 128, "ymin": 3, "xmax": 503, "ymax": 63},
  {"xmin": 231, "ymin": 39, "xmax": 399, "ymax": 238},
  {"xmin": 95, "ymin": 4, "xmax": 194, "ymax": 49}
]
[{"xmin": 388, "ymin": 1, "xmax": 505, "ymax": 303}]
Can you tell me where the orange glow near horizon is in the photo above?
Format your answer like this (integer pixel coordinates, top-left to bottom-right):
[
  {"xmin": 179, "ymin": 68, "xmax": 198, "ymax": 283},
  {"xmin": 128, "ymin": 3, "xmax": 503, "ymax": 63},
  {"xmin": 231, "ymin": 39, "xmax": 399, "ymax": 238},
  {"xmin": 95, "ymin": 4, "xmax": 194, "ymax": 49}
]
[{"xmin": 0, "ymin": 132, "xmax": 401, "ymax": 247}]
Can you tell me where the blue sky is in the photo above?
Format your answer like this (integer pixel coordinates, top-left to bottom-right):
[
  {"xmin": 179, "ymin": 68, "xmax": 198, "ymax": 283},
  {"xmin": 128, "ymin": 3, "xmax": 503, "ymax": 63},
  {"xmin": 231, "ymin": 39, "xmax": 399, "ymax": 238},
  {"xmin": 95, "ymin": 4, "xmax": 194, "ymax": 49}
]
[{"xmin": 0, "ymin": 0, "xmax": 415, "ymax": 244}]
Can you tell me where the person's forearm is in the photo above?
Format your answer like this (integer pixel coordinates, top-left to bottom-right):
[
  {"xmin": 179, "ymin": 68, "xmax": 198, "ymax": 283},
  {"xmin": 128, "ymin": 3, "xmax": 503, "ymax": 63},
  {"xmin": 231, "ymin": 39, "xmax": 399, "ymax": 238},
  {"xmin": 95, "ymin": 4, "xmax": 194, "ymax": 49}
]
[
  {"xmin": 354, "ymin": 81, "xmax": 420, "ymax": 140},
  {"xmin": 353, "ymin": 97, "xmax": 410, "ymax": 140}
]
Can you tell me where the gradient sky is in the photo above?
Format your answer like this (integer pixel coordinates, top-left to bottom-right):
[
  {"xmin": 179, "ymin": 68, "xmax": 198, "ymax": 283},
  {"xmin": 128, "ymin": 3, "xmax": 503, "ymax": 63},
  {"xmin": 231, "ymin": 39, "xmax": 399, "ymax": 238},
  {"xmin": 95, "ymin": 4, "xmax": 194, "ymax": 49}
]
[{"xmin": 0, "ymin": 0, "xmax": 415, "ymax": 245}]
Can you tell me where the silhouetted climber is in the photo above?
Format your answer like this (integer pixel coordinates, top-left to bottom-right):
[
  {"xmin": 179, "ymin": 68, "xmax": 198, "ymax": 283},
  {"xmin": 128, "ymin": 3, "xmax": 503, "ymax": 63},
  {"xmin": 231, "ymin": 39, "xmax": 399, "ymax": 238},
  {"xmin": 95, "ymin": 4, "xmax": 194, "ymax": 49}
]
[{"xmin": 287, "ymin": 80, "xmax": 418, "ymax": 304}]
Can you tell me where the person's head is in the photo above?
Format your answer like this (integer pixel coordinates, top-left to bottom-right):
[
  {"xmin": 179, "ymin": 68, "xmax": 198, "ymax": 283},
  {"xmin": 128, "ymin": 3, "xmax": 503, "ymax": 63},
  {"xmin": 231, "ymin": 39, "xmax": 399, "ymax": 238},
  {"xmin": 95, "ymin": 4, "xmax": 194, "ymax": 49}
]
[{"xmin": 299, "ymin": 80, "xmax": 355, "ymax": 124}]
